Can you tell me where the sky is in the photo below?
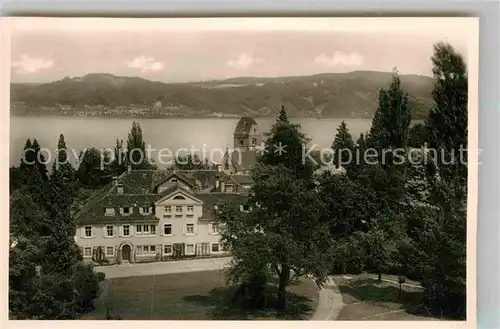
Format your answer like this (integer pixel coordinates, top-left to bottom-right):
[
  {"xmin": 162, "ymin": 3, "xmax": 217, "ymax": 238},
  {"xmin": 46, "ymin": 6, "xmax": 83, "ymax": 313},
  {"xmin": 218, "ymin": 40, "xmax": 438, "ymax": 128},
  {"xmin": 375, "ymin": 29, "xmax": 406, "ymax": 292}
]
[{"xmin": 9, "ymin": 17, "xmax": 474, "ymax": 84}]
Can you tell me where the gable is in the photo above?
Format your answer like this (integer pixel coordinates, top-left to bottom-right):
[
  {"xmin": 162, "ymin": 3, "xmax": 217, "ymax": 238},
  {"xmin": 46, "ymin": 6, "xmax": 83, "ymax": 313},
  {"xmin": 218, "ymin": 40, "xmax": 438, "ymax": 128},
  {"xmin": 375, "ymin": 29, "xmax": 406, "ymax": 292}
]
[
  {"xmin": 154, "ymin": 171, "xmax": 196, "ymax": 192},
  {"xmin": 155, "ymin": 188, "xmax": 203, "ymax": 205}
]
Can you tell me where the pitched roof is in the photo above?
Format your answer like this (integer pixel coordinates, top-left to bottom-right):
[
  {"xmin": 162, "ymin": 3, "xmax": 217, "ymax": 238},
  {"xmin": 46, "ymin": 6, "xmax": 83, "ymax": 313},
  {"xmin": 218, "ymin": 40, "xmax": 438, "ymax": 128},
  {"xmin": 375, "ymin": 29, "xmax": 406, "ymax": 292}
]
[
  {"xmin": 231, "ymin": 150, "xmax": 258, "ymax": 172},
  {"xmin": 230, "ymin": 174, "xmax": 254, "ymax": 185},
  {"xmin": 74, "ymin": 168, "xmax": 250, "ymax": 225},
  {"xmin": 234, "ymin": 117, "xmax": 257, "ymax": 136},
  {"xmin": 194, "ymin": 193, "xmax": 246, "ymax": 220}
]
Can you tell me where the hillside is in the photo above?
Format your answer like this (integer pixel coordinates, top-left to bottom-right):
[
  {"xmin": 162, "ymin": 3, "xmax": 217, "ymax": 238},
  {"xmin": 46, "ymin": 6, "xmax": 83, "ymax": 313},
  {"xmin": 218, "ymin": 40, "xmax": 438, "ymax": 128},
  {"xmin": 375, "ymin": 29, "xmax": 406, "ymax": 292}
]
[{"xmin": 10, "ymin": 71, "xmax": 434, "ymax": 119}]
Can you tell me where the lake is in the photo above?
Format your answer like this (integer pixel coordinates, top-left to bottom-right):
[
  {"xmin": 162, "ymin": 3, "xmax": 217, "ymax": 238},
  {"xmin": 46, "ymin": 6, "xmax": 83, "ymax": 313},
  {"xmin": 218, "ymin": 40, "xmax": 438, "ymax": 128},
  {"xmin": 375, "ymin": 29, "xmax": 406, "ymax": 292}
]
[{"xmin": 9, "ymin": 116, "xmax": 374, "ymax": 168}]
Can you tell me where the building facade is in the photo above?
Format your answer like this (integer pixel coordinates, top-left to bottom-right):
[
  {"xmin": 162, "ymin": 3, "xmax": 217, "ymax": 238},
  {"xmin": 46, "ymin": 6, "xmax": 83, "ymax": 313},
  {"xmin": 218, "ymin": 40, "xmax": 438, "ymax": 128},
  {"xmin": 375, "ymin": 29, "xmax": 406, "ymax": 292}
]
[{"xmin": 74, "ymin": 168, "xmax": 250, "ymax": 264}]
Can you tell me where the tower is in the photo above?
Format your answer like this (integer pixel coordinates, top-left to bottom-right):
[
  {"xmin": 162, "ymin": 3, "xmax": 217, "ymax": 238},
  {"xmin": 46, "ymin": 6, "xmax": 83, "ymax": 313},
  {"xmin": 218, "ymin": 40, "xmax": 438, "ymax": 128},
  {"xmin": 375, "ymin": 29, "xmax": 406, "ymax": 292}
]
[{"xmin": 233, "ymin": 117, "xmax": 260, "ymax": 150}]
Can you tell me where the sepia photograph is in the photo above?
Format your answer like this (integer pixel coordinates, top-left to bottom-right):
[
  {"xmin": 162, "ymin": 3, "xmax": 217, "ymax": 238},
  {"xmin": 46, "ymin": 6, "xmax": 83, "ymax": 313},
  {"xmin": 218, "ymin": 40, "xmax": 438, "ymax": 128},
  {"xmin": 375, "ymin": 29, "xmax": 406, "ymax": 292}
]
[{"xmin": 4, "ymin": 17, "xmax": 477, "ymax": 323}]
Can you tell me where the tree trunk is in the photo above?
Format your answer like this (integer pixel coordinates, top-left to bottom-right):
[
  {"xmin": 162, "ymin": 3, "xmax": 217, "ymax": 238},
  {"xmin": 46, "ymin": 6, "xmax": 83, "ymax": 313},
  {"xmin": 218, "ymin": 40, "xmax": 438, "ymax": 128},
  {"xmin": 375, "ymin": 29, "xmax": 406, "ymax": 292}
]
[
  {"xmin": 277, "ymin": 264, "xmax": 290, "ymax": 310},
  {"xmin": 377, "ymin": 272, "xmax": 382, "ymax": 281},
  {"xmin": 398, "ymin": 283, "xmax": 402, "ymax": 300}
]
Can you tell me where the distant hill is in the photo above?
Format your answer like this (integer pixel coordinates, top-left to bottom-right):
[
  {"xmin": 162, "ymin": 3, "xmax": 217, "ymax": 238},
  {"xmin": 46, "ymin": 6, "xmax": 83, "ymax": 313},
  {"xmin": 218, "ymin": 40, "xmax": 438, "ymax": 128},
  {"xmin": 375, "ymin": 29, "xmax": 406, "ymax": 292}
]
[{"xmin": 10, "ymin": 71, "xmax": 434, "ymax": 119}]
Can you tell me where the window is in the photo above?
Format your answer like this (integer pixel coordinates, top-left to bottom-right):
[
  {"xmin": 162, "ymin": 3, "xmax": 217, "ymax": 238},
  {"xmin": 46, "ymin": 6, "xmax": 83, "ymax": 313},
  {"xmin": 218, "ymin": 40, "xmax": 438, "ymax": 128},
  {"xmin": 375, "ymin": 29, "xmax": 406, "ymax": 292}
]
[
  {"xmin": 143, "ymin": 224, "xmax": 149, "ymax": 232},
  {"xmin": 105, "ymin": 208, "xmax": 115, "ymax": 216},
  {"xmin": 211, "ymin": 222, "xmax": 219, "ymax": 234},
  {"xmin": 173, "ymin": 195, "xmax": 185, "ymax": 200},
  {"xmin": 164, "ymin": 244, "xmax": 172, "ymax": 255},
  {"xmin": 225, "ymin": 185, "xmax": 233, "ymax": 193},
  {"xmin": 187, "ymin": 205, "xmax": 194, "ymax": 213},
  {"xmin": 186, "ymin": 244, "xmax": 194, "ymax": 255},
  {"xmin": 186, "ymin": 223, "xmax": 194, "ymax": 235},
  {"xmin": 241, "ymin": 204, "xmax": 250, "ymax": 212},
  {"xmin": 164, "ymin": 206, "xmax": 171, "ymax": 216},
  {"xmin": 106, "ymin": 246, "xmax": 114, "ymax": 256},
  {"xmin": 138, "ymin": 245, "xmax": 157, "ymax": 254},
  {"xmin": 164, "ymin": 224, "xmax": 172, "ymax": 235},
  {"xmin": 83, "ymin": 247, "xmax": 92, "ymax": 257},
  {"xmin": 211, "ymin": 243, "xmax": 220, "ymax": 253},
  {"xmin": 123, "ymin": 207, "xmax": 130, "ymax": 214},
  {"xmin": 171, "ymin": 179, "xmax": 177, "ymax": 183},
  {"xmin": 123, "ymin": 225, "xmax": 130, "ymax": 237},
  {"xmin": 136, "ymin": 225, "xmax": 142, "ymax": 233},
  {"xmin": 106, "ymin": 225, "xmax": 114, "ymax": 237},
  {"xmin": 142, "ymin": 207, "xmax": 149, "ymax": 213},
  {"xmin": 175, "ymin": 206, "xmax": 183, "ymax": 214},
  {"xmin": 84, "ymin": 225, "xmax": 92, "ymax": 237},
  {"xmin": 150, "ymin": 225, "xmax": 156, "ymax": 235}
]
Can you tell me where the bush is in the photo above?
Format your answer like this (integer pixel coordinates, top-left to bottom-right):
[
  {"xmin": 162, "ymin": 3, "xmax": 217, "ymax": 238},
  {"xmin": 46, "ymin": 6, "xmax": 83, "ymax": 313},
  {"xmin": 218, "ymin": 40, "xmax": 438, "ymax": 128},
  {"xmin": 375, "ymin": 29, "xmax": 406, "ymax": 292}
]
[
  {"xmin": 96, "ymin": 272, "xmax": 106, "ymax": 282},
  {"xmin": 72, "ymin": 263, "xmax": 99, "ymax": 313}
]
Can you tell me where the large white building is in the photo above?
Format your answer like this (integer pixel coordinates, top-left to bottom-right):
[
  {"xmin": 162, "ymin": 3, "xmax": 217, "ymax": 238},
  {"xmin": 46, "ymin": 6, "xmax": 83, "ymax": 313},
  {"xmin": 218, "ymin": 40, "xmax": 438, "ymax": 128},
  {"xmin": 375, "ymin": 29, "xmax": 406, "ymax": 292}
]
[{"xmin": 74, "ymin": 168, "xmax": 251, "ymax": 264}]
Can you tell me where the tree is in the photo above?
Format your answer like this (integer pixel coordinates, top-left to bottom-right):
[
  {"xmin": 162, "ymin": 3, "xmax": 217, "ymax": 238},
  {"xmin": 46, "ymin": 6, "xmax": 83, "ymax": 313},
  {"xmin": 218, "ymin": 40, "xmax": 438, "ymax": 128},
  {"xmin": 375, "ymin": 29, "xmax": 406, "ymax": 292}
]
[
  {"xmin": 112, "ymin": 139, "xmax": 127, "ymax": 175},
  {"xmin": 367, "ymin": 69, "xmax": 412, "ymax": 153},
  {"xmin": 260, "ymin": 113, "xmax": 313, "ymax": 179},
  {"xmin": 278, "ymin": 104, "xmax": 290, "ymax": 123},
  {"xmin": 76, "ymin": 148, "xmax": 113, "ymax": 188},
  {"xmin": 331, "ymin": 121, "xmax": 355, "ymax": 170},
  {"xmin": 52, "ymin": 134, "xmax": 76, "ymax": 182},
  {"xmin": 408, "ymin": 123, "xmax": 426, "ymax": 148},
  {"xmin": 31, "ymin": 139, "xmax": 49, "ymax": 181},
  {"xmin": 126, "ymin": 121, "xmax": 149, "ymax": 169},
  {"xmin": 318, "ymin": 173, "xmax": 377, "ymax": 238},
  {"xmin": 219, "ymin": 164, "xmax": 332, "ymax": 310},
  {"xmin": 425, "ymin": 42, "xmax": 468, "ymax": 180}
]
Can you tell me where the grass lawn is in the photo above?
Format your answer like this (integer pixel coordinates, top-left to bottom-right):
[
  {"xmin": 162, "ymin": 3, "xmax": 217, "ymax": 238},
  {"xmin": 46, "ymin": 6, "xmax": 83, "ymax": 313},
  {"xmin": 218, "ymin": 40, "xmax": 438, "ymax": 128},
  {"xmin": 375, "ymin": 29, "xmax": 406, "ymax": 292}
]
[
  {"xmin": 333, "ymin": 273, "xmax": 441, "ymax": 321},
  {"xmin": 83, "ymin": 270, "xmax": 319, "ymax": 320}
]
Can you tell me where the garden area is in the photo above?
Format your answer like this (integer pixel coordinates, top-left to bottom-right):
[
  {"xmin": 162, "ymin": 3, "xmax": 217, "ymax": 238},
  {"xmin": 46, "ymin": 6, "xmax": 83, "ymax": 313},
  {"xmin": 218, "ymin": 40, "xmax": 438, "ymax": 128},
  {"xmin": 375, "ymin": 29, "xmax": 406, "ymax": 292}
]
[
  {"xmin": 333, "ymin": 273, "xmax": 442, "ymax": 321},
  {"xmin": 83, "ymin": 270, "xmax": 319, "ymax": 320}
]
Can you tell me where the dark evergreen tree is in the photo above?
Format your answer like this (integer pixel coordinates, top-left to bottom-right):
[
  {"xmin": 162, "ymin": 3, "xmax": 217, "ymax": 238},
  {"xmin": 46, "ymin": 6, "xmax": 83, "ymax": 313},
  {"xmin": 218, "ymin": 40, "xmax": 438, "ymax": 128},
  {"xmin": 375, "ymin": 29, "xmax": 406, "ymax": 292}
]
[
  {"xmin": 31, "ymin": 139, "xmax": 49, "ymax": 181},
  {"xmin": 408, "ymin": 123, "xmax": 426, "ymax": 148},
  {"xmin": 367, "ymin": 69, "xmax": 412, "ymax": 153},
  {"xmin": 425, "ymin": 42, "xmax": 468, "ymax": 180},
  {"xmin": 278, "ymin": 104, "xmax": 290, "ymax": 123},
  {"xmin": 112, "ymin": 139, "xmax": 127, "ymax": 175},
  {"xmin": 260, "ymin": 112, "xmax": 313, "ymax": 179},
  {"xmin": 52, "ymin": 134, "xmax": 76, "ymax": 182},
  {"xmin": 331, "ymin": 121, "xmax": 355, "ymax": 170},
  {"xmin": 126, "ymin": 121, "xmax": 148, "ymax": 169},
  {"xmin": 76, "ymin": 148, "xmax": 113, "ymax": 188}
]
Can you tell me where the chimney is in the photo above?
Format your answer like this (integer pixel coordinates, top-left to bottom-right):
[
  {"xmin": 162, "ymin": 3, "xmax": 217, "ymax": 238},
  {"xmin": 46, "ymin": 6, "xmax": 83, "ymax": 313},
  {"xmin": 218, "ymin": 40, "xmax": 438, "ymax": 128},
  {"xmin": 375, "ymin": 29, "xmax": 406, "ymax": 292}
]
[
  {"xmin": 221, "ymin": 182, "xmax": 225, "ymax": 192},
  {"xmin": 127, "ymin": 165, "xmax": 132, "ymax": 173},
  {"xmin": 112, "ymin": 176, "xmax": 118, "ymax": 186}
]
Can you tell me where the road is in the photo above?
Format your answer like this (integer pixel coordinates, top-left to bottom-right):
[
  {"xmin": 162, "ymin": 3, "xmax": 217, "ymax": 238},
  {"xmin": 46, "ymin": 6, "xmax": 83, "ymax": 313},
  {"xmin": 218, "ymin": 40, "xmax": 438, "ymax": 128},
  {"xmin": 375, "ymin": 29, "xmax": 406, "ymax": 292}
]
[{"xmin": 94, "ymin": 257, "xmax": 232, "ymax": 279}]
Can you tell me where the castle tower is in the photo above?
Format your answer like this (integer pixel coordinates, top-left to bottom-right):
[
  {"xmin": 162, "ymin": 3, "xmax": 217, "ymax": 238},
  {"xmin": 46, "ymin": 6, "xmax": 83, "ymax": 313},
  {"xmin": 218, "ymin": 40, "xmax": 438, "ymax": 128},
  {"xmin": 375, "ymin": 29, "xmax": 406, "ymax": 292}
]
[{"xmin": 233, "ymin": 117, "xmax": 260, "ymax": 150}]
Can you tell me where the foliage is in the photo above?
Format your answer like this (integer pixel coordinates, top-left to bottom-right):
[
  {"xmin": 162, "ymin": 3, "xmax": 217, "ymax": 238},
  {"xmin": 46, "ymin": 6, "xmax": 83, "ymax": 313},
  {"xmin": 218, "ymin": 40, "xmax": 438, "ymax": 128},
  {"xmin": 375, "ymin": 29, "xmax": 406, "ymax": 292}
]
[
  {"xmin": 92, "ymin": 247, "xmax": 107, "ymax": 265},
  {"xmin": 96, "ymin": 272, "xmax": 106, "ymax": 282},
  {"xmin": 76, "ymin": 147, "xmax": 114, "ymax": 188},
  {"xmin": 126, "ymin": 121, "xmax": 150, "ymax": 169},
  {"xmin": 408, "ymin": 123, "xmax": 426, "ymax": 148},
  {"xmin": 331, "ymin": 121, "xmax": 355, "ymax": 170},
  {"xmin": 425, "ymin": 42, "xmax": 468, "ymax": 180},
  {"xmin": 318, "ymin": 173, "xmax": 377, "ymax": 237},
  {"xmin": 219, "ymin": 164, "xmax": 332, "ymax": 310},
  {"xmin": 52, "ymin": 134, "xmax": 76, "ymax": 182},
  {"xmin": 9, "ymin": 134, "xmax": 100, "ymax": 319},
  {"xmin": 278, "ymin": 104, "xmax": 290, "ymax": 123},
  {"xmin": 260, "ymin": 108, "xmax": 314, "ymax": 179},
  {"xmin": 367, "ymin": 69, "xmax": 412, "ymax": 152}
]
